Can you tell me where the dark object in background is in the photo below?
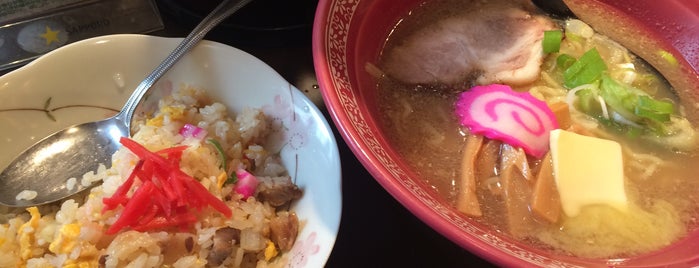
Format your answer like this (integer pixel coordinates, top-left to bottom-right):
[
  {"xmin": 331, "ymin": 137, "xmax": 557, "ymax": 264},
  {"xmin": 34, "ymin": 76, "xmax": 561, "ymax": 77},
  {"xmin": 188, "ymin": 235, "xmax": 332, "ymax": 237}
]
[
  {"xmin": 156, "ymin": 0, "xmax": 318, "ymax": 47},
  {"xmin": 531, "ymin": 0, "xmax": 575, "ymax": 18},
  {"xmin": 0, "ymin": 0, "xmax": 163, "ymax": 71}
]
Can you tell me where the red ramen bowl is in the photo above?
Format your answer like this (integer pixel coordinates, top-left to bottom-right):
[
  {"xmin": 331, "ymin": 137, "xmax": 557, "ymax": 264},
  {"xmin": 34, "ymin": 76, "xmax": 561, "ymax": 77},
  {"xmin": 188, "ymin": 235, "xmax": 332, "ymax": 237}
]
[{"xmin": 313, "ymin": 0, "xmax": 699, "ymax": 266}]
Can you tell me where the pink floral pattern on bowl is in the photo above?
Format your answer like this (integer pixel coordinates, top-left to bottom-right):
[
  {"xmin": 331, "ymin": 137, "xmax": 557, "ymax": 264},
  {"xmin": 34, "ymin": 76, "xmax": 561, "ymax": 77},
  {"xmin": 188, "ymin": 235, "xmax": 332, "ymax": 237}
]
[
  {"xmin": 287, "ymin": 231, "xmax": 321, "ymax": 268},
  {"xmin": 263, "ymin": 87, "xmax": 313, "ymax": 153}
]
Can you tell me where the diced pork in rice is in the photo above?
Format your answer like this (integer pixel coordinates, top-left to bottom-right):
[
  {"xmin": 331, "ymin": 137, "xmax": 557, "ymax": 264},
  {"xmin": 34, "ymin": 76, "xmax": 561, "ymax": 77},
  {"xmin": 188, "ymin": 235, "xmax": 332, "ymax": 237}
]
[{"xmin": 256, "ymin": 176, "xmax": 303, "ymax": 207}]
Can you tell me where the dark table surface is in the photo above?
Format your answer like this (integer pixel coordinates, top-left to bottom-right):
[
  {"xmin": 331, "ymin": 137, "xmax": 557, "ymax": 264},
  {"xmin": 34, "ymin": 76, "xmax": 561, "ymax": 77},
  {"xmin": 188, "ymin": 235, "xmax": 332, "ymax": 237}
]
[{"xmin": 150, "ymin": 1, "xmax": 497, "ymax": 267}]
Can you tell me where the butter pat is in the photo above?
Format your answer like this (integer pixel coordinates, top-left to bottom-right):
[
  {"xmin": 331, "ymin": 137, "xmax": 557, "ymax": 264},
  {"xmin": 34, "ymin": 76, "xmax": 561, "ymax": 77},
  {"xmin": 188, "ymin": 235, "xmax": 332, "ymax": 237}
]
[{"xmin": 549, "ymin": 129, "xmax": 628, "ymax": 217}]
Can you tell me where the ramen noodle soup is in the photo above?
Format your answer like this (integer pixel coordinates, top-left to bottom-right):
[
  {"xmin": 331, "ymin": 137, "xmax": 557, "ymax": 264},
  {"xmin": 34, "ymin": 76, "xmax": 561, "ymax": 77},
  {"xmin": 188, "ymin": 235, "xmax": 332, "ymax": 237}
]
[
  {"xmin": 374, "ymin": 0, "xmax": 699, "ymax": 259},
  {"xmin": 0, "ymin": 86, "xmax": 303, "ymax": 267}
]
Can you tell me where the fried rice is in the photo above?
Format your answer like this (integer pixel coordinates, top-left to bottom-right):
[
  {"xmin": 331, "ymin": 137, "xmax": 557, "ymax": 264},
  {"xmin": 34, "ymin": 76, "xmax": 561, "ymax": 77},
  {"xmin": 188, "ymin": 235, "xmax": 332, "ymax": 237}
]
[{"xmin": 0, "ymin": 85, "xmax": 303, "ymax": 268}]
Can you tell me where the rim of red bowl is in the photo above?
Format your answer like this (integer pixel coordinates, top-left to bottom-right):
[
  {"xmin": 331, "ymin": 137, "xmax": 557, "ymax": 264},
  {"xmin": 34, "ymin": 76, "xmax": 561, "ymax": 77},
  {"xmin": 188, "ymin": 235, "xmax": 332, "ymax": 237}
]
[{"xmin": 312, "ymin": 0, "xmax": 699, "ymax": 267}]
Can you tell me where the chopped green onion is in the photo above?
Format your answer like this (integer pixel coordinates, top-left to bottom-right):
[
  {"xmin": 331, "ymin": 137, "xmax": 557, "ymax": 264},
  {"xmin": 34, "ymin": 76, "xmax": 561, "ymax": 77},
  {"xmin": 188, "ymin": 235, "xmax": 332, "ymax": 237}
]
[
  {"xmin": 225, "ymin": 172, "xmax": 238, "ymax": 185},
  {"xmin": 563, "ymin": 48, "xmax": 607, "ymax": 88},
  {"xmin": 543, "ymin": 30, "xmax": 563, "ymax": 53},
  {"xmin": 635, "ymin": 106, "xmax": 670, "ymax": 122},
  {"xmin": 637, "ymin": 95, "xmax": 674, "ymax": 114},
  {"xmin": 599, "ymin": 75, "xmax": 676, "ymax": 124},
  {"xmin": 206, "ymin": 138, "xmax": 228, "ymax": 172},
  {"xmin": 635, "ymin": 95, "xmax": 673, "ymax": 122},
  {"xmin": 207, "ymin": 138, "xmax": 238, "ymax": 185},
  {"xmin": 598, "ymin": 74, "xmax": 678, "ymax": 136},
  {"xmin": 599, "ymin": 75, "xmax": 641, "ymax": 121},
  {"xmin": 556, "ymin": 54, "xmax": 576, "ymax": 70}
]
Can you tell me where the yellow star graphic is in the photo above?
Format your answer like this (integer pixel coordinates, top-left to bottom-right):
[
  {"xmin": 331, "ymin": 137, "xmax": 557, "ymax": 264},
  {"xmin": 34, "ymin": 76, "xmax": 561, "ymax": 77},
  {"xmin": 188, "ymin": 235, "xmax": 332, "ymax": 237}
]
[{"xmin": 40, "ymin": 26, "xmax": 60, "ymax": 45}]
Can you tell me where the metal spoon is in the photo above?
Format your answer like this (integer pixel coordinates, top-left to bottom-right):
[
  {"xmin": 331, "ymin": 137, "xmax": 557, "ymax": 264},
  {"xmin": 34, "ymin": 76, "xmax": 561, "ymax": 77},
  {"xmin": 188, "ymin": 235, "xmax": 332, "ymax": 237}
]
[{"xmin": 0, "ymin": 0, "xmax": 253, "ymax": 207}]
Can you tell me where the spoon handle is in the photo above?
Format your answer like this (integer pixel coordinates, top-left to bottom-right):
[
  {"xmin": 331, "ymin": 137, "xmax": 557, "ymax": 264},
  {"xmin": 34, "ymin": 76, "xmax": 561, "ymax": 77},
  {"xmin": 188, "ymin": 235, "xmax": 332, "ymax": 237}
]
[{"xmin": 116, "ymin": 0, "xmax": 254, "ymax": 129}]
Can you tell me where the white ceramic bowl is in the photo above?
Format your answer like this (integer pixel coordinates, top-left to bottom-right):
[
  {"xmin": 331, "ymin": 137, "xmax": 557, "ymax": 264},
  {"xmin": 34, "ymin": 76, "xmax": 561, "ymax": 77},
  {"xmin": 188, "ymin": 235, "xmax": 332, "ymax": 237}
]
[{"xmin": 0, "ymin": 34, "xmax": 341, "ymax": 267}]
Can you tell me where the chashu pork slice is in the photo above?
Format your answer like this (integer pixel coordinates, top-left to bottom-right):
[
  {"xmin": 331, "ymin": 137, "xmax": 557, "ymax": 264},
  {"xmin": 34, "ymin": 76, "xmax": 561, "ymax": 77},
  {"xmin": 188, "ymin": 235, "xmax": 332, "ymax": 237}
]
[{"xmin": 382, "ymin": 7, "xmax": 556, "ymax": 87}]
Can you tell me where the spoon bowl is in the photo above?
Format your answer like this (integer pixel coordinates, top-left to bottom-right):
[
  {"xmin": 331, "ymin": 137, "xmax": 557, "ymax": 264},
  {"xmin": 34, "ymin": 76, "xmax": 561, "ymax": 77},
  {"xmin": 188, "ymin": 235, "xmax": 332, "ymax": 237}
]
[
  {"xmin": 0, "ymin": 0, "xmax": 252, "ymax": 207},
  {"xmin": 1, "ymin": 118, "xmax": 127, "ymax": 206}
]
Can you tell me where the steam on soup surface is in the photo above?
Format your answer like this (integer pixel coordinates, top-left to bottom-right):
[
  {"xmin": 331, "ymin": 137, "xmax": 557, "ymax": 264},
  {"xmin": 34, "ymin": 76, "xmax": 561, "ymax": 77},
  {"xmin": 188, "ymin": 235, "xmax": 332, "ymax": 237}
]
[{"xmin": 374, "ymin": 0, "xmax": 699, "ymax": 259}]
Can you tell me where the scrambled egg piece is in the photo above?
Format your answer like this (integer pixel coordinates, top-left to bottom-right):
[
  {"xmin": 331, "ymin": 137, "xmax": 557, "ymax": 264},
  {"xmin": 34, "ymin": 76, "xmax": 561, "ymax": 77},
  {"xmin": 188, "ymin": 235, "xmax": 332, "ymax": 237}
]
[
  {"xmin": 264, "ymin": 240, "xmax": 278, "ymax": 261},
  {"xmin": 216, "ymin": 171, "xmax": 228, "ymax": 190},
  {"xmin": 146, "ymin": 115, "xmax": 164, "ymax": 127},
  {"xmin": 62, "ymin": 244, "xmax": 101, "ymax": 268},
  {"xmin": 146, "ymin": 105, "xmax": 185, "ymax": 127},
  {"xmin": 18, "ymin": 206, "xmax": 41, "ymax": 261},
  {"xmin": 49, "ymin": 223, "xmax": 80, "ymax": 254},
  {"xmin": 49, "ymin": 224, "xmax": 102, "ymax": 267},
  {"xmin": 62, "ymin": 261, "xmax": 96, "ymax": 268}
]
